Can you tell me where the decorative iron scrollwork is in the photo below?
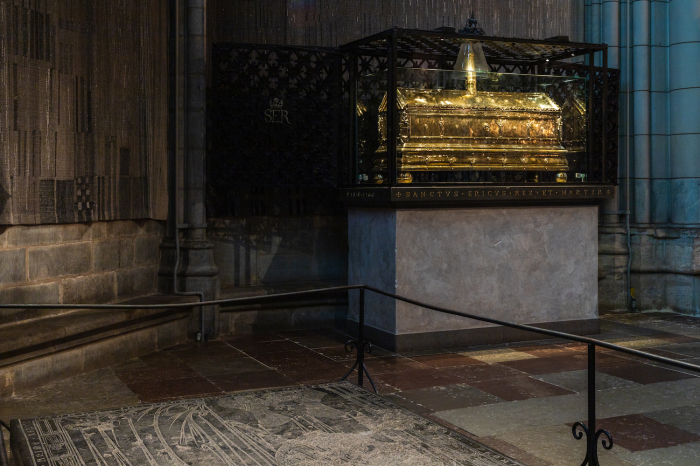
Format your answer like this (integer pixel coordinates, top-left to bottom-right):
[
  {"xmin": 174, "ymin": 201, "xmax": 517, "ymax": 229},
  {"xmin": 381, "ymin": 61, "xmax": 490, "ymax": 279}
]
[
  {"xmin": 340, "ymin": 339, "xmax": 377, "ymax": 393},
  {"xmin": 572, "ymin": 421, "xmax": 614, "ymax": 465}
]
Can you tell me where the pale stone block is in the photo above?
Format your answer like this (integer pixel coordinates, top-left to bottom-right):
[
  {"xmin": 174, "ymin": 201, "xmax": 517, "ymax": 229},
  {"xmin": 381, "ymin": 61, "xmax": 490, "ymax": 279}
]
[
  {"xmin": 0, "ymin": 282, "xmax": 59, "ymax": 304},
  {"xmin": 665, "ymin": 274, "xmax": 696, "ymax": 313},
  {"xmin": 60, "ymin": 224, "xmax": 91, "ymax": 243},
  {"xmin": 6, "ymin": 224, "xmax": 61, "ymax": 247},
  {"xmin": 212, "ymin": 237, "xmax": 259, "ymax": 287},
  {"xmin": 349, "ymin": 206, "xmax": 598, "ymax": 337},
  {"xmin": 93, "ymin": 239, "xmax": 121, "ymax": 271},
  {"xmin": 0, "ymin": 249, "xmax": 26, "ymax": 285},
  {"xmin": 62, "ymin": 273, "xmax": 117, "ymax": 304},
  {"xmin": 28, "ymin": 243, "xmax": 92, "ymax": 280},
  {"xmin": 117, "ymin": 266, "xmax": 156, "ymax": 298},
  {"xmin": 119, "ymin": 238, "xmax": 135, "ymax": 267},
  {"xmin": 669, "ymin": 43, "xmax": 700, "ymax": 92},
  {"xmin": 348, "ymin": 208, "xmax": 397, "ymax": 332},
  {"xmin": 670, "ymin": 178, "xmax": 700, "ymax": 224},
  {"xmin": 134, "ymin": 234, "xmax": 161, "ymax": 266},
  {"xmin": 105, "ymin": 220, "xmax": 141, "ymax": 237}
]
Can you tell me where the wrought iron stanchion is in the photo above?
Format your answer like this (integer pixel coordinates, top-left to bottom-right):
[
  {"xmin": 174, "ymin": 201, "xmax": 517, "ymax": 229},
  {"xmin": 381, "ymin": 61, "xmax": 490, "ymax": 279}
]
[
  {"xmin": 0, "ymin": 420, "xmax": 10, "ymax": 466},
  {"xmin": 572, "ymin": 343, "xmax": 613, "ymax": 465},
  {"xmin": 340, "ymin": 287, "xmax": 378, "ymax": 393}
]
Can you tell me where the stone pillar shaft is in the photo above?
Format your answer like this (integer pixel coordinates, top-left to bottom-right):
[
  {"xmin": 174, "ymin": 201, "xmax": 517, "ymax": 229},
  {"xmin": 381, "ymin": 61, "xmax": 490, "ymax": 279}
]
[{"xmin": 186, "ymin": 0, "xmax": 207, "ymax": 240}]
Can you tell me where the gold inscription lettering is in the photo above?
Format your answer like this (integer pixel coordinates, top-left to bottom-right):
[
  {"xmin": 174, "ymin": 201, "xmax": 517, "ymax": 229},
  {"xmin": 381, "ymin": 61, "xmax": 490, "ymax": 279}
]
[{"xmin": 421, "ymin": 191, "xmax": 426, "ymax": 197}]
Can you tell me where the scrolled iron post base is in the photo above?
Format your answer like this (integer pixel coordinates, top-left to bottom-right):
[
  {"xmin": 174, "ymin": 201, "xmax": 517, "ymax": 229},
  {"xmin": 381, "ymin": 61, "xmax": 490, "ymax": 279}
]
[
  {"xmin": 572, "ymin": 422, "xmax": 613, "ymax": 466},
  {"xmin": 339, "ymin": 340, "xmax": 378, "ymax": 393}
]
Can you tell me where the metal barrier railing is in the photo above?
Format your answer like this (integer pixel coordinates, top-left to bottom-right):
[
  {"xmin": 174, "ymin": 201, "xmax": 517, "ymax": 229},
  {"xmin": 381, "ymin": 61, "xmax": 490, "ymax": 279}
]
[{"xmin": 2, "ymin": 284, "xmax": 700, "ymax": 466}]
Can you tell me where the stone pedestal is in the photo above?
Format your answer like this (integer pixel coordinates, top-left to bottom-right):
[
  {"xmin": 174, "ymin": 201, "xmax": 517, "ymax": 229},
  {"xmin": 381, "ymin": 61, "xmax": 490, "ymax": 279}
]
[{"xmin": 348, "ymin": 205, "xmax": 599, "ymax": 351}]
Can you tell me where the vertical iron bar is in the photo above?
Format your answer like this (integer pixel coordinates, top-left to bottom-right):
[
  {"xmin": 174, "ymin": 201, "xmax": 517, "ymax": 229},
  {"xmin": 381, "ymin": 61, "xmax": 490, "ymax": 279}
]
[
  {"xmin": 588, "ymin": 51, "xmax": 595, "ymax": 182},
  {"xmin": 358, "ymin": 287, "xmax": 365, "ymax": 387},
  {"xmin": 387, "ymin": 29, "xmax": 398, "ymax": 186},
  {"xmin": 349, "ymin": 54, "xmax": 358, "ymax": 186},
  {"xmin": 588, "ymin": 342, "xmax": 596, "ymax": 463},
  {"xmin": 0, "ymin": 425, "xmax": 8, "ymax": 466},
  {"xmin": 602, "ymin": 47, "xmax": 608, "ymax": 184}
]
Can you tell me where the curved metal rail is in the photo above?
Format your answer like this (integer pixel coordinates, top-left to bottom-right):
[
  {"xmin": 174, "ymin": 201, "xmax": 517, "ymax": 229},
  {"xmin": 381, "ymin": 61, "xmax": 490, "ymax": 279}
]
[{"xmin": 2, "ymin": 284, "xmax": 699, "ymax": 465}]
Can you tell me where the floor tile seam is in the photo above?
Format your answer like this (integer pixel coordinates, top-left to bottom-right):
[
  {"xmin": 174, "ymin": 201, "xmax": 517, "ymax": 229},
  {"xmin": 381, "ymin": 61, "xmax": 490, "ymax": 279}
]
[
  {"xmin": 207, "ymin": 373, "xmax": 300, "ymax": 392},
  {"xmin": 436, "ymin": 364, "xmax": 534, "ymax": 381},
  {"xmin": 123, "ymin": 374, "xmax": 222, "ymax": 388}
]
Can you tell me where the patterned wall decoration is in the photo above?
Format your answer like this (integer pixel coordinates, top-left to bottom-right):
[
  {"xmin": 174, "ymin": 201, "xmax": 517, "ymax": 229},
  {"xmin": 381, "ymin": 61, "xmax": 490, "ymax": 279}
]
[
  {"xmin": 208, "ymin": 0, "xmax": 584, "ymax": 48},
  {"xmin": 0, "ymin": 0, "xmax": 168, "ymax": 225}
]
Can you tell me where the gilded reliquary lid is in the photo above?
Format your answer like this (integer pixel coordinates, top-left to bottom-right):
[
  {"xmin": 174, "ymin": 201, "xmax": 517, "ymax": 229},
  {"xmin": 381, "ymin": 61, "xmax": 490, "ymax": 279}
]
[{"xmin": 379, "ymin": 89, "xmax": 560, "ymax": 113}]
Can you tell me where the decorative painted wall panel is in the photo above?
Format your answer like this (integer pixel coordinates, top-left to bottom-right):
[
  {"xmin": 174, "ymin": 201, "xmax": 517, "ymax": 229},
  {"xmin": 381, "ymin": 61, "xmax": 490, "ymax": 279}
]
[
  {"xmin": 0, "ymin": 0, "xmax": 168, "ymax": 225},
  {"xmin": 208, "ymin": 0, "xmax": 584, "ymax": 47}
]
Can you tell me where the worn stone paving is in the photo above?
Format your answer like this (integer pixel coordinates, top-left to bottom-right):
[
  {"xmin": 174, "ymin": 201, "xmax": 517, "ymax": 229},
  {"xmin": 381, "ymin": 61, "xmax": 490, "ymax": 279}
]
[
  {"xmin": 12, "ymin": 383, "xmax": 523, "ymax": 466},
  {"xmin": 3, "ymin": 310, "xmax": 700, "ymax": 465}
]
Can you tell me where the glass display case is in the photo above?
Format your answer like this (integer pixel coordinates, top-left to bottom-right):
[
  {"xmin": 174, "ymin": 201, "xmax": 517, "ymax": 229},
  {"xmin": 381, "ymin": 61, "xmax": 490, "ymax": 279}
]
[
  {"xmin": 355, "ymin": 68, "xmax": 588, "ymax": 185},
  {"xmin": 340, "ymin": 28, "xmax": 617, "ymax": 197}
]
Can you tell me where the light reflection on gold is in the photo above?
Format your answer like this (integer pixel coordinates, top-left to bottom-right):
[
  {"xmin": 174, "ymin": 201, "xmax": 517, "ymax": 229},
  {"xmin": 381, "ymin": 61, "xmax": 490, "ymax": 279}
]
[{"xmin": 375, "ymin": 88, "xmax": 571, "ymax": 174}]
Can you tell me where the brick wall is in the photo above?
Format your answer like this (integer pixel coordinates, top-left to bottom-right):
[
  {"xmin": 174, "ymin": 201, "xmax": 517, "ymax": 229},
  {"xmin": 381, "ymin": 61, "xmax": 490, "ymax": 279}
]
[{"xmin": 0, "ymin": 220, "xmax": 163, "ymax": 325}]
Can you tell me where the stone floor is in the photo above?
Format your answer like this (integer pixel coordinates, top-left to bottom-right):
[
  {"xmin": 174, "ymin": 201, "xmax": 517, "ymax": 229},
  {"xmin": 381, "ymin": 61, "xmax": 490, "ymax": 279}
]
[{"xmin": 4, "ymin": 310, "xmax": 700, "ymax": 465}]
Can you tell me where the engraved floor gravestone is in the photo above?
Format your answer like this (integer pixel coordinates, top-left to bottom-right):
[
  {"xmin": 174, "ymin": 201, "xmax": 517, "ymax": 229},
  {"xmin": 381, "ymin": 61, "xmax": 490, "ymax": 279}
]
[{"xmin": 10, "ymin": 382, "xmax": 523, "ymax": 466}]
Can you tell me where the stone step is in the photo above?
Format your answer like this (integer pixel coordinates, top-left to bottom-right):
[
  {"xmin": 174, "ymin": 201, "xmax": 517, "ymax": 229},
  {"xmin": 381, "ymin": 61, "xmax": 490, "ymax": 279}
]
[
  {"xmin": 218, "ymin": 280, "xmax": 349, "ymax": 335},
  {"xmin": 0, "ymin": 295, "xmax": 197, "ymax": 396}
]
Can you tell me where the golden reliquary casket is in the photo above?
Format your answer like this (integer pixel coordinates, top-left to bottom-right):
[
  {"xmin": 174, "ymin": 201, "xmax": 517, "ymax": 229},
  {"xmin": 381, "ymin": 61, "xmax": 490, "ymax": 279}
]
[{"xmin": 374, "ymin": 88, "xmax": 570, "ymax": 183}]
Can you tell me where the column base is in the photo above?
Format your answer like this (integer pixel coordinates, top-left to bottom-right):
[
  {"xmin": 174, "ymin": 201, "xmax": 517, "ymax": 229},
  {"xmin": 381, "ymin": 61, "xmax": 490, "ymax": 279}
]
[{"xmin": 159, "ymin": 237, "xmax": 220, "ymax": 339}]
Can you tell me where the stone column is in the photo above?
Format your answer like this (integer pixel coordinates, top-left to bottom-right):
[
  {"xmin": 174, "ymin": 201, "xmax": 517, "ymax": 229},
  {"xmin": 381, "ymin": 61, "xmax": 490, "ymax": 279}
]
[
  {"xmin": 182, "ymin": 0, "xmax": 219, "ymax": 338},
  {"xmin": 650, "ymin": 0, "xmax": 670, "ymax": 224},
  {"xmin": 632, "ymin": 0, "xmax": 651, "ymax": 225},
  {"xmin": 601, "ymin": 0, "xmax": 621, "ymax": 224},
  {"xmin": 669, "ymin": 0, "xmax": 700, "ymax": 226},
  {"xmin": 160, "ymin": 0, "xmax": 219, "ymax": 339}
]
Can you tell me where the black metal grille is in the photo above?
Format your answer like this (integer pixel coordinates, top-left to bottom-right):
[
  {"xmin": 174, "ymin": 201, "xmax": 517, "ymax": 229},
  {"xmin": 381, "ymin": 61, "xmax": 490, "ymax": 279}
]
[
  {"xmin": 546, "ymin": 62, "xmax": 620, "ymax": 185},
  {"xmin": 209, "ymin": 44, "xmax": 344, "ymax": 217},
  {"xmin": 339, "ymin": 29, "xmax": 605, "ymax": 64},
  {"xmin": 209, "ymin": 30, "xmax": 618, "ymax": 209}
]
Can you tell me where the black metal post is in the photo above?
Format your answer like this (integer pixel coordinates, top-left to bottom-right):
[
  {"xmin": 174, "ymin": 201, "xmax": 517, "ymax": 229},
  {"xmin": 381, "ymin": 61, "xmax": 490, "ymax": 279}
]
[
  {"xmin": 357, "ymin": 287, "xmax": 365, "ymax": 387},
  {"xmin": 602, "ymin": 47, "xmax": 608, "ymax": 183},
  {"xmin": 587, "ymin": 343, "xmax": 597, "ymax": 463},
  {"xmin": 387, "ymin": 29, "xmax": 398, "ymax": 186},
  {"xmin": 340, "ymin": 287, "xmax": 377, "ymax": 393},
  {"xmin": 349, "ymin": 54, "xmax": 358, "ymax": 185},
  {"xmin": 0, "ymin": 423, "xmax": 9, "ymax": 466},
  {"xmin": 587, "ymin": 51, "xmax": 595, "ymax": 182},
  {"xmin": 573, "ymin": 343, "xmax": 613, "ymax": 465}
]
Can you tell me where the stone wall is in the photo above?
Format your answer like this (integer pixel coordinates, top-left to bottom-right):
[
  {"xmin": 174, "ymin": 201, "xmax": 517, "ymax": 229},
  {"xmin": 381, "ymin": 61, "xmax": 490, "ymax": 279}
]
[
  {"xmin": 0, "ymin": 220, "xmax": 163, "ymax": 325},
  {"xmin": 591, "ymin": 0, "xmax": 700, "ymax": 314},
  {"xmin": 208, "ymin": 216, "xmax": 347, "ymax": 288},
  {"xmin": 599, "ymin": 226, "xmax": 700, "ymax": 314}
]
